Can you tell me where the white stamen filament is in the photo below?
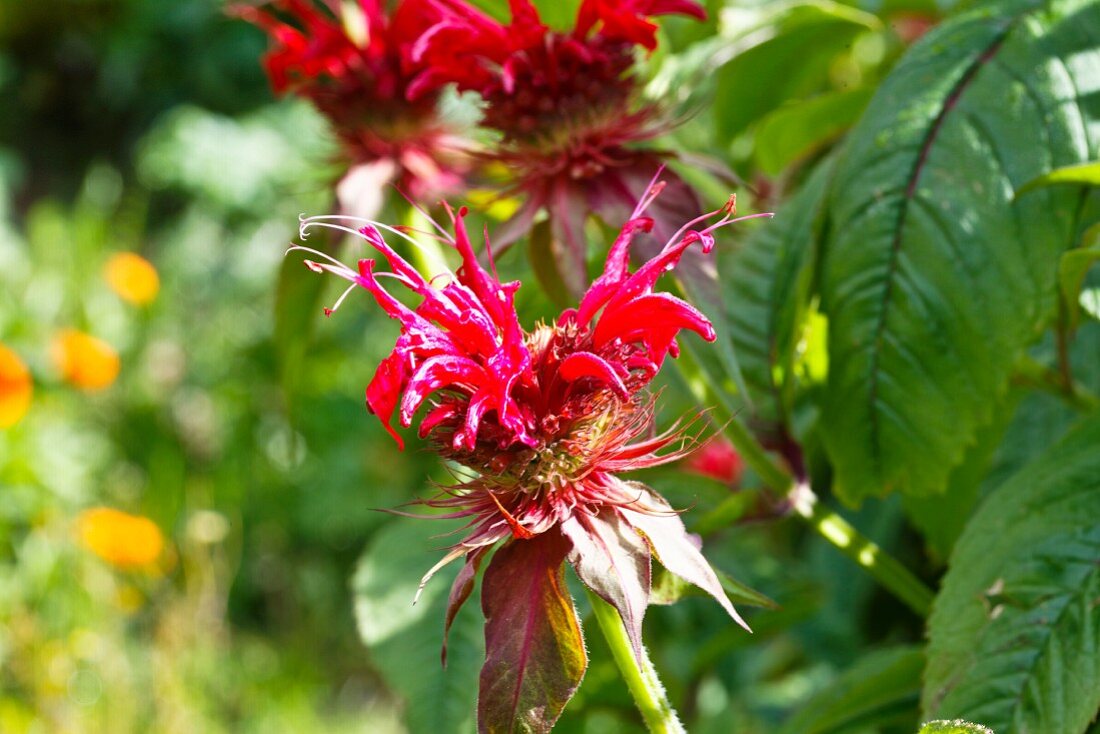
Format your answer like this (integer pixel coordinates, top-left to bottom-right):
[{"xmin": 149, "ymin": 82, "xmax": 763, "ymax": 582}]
[
  {"xmin": 286, "ymin": 244, "xmax": 357, "ymax": 277},
  {"xmin": 326, "ymin": 282, "xmax": 359, "ymax": 314},
  {"xmin": 299, "ymin": 213, "xmax": 457, "ymax": 278}
]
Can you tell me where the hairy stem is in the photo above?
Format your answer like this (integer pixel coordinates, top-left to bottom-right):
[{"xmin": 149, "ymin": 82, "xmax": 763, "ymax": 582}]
[
  {"xmin": 675, "ymin": 346, "xmax": 935, "ymax": 618},
  {"xmin": 587, "ymin": 588, "xmax": 688, "ymax": 734}
]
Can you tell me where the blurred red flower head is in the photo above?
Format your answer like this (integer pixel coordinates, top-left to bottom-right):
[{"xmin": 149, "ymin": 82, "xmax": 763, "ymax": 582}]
[
  {"xmin": 237, "ymin": 0, "xmax": 466, "ymax": 200},
  {"xmin": 685, "ymin": 434, "xmax": 745, "ymax": 486},
  {"xmin": 407, "ymin": 0, "xmax": 709, "ymax": 295}
]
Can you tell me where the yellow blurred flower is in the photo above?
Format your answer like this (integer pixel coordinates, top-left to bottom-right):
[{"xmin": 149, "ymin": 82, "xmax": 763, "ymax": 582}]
[
  {"xmin": 51, "ymin": 330, "xmax": 120, "ymax": 391},
  {"xmin": 0, "ymin": 343, "xmax": 32, "ymax": 428},
  {"xmin": 104, "ymin": 252, "xmax": 160, "ymax": 305},
  {"xmin": 76, "ymin": 508, "xmax": 164, "ymax": 569}
]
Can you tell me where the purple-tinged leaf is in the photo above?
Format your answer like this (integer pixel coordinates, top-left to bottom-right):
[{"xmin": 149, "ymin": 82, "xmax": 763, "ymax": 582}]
[
  {"xmin": 561, "ymin": 509, "xmax": 651, "ymax": 664},
  {"xmin": 620, "ymin": 487, "xmax": 751, "ymax": 633},
  {"xmin": 479, "ymin": 532, "xmax": 587, "ymax": 734},
  {"xmin": 443, "ymin": 546, "xmax": 489, "ymax": 667}
]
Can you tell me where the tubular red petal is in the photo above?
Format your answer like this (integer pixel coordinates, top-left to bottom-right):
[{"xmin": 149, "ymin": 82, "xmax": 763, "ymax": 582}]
[
  {"xmin": 365, "ymin": 352, "xmax": 409, "ymax": 449},
  {"xmin": 595, "ymin": 292, "xmax": 715, "ymax": 352},
  {"xmin": 575, "ymin": 215, "xmax": 654, "ymax": 324},
  {"xmin": 400, "ymin": 354, "xmax": 486, "ymax": 425},
  {"xmin": 559, "ymin": 351, "xmax": 630, "ymax": 398},
  {"xmin": 418, "ymin": 401, "xmax": 460, "ymax": 438}
]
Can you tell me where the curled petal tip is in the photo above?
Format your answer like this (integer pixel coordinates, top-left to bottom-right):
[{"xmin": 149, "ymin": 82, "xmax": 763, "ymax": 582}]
[{"xmin": 304, "ymin": 260, "xmax": 325, "ymax": 273}]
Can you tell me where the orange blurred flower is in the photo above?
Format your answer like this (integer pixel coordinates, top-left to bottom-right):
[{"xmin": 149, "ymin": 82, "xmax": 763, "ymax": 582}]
[
  {"xmin": 0, "ymin": 343, "xmax": 33, "ymax": 428},
  {"xmin": 104, "ymin": 252, "xmax": 160, "ymax": 305},
  {"xmin": 76, "ymin": 508, "xmax": 165, "ymax": 569},
  {"xmin": 52, "ymin": 330, "xmax": 120, "ymax": 390}
]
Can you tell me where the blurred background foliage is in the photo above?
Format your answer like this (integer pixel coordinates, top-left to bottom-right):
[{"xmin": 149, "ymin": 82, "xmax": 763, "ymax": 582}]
[{"xmin": 2, "ymin": 0, "xmax": 1096, "ymax": 732}]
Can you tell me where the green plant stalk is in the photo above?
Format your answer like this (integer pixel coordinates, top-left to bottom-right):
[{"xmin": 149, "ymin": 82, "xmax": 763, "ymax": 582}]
[
  {"xmin": 675, "ymin": 346, "xmax": 935, "ymax": 617},
  {"xmin": 587, "ymin": 588, "xmax": 688, "ymax": 734},
  {"xmin": 787, "ymin": 481, "xmax": 933, "ymax": 616}
]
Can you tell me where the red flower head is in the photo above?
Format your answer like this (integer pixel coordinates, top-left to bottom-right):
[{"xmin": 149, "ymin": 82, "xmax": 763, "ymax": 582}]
[
  {"xmin": 236, "ymin": 0, "xmax": 465, "ymax": 201},
  {"xmin": 293, "ymin": 175, "xmax": 770, "ymax": 733},
  {"xmin": 407, "ymin": 0, "xmax": 709, "ymax": 295}
]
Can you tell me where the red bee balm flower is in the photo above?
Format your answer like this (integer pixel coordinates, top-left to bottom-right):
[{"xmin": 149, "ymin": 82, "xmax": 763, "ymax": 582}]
[
  {"xmin": 408, "ymin": 0, "xmax": 709, "ymax": 295},
  {"xmin": 238, "ymin": 0, "xmax": 465, "ymax": 201},
  {"xmin": 294, "ymin": 178, "xmax": 769, "ymax": 733}
]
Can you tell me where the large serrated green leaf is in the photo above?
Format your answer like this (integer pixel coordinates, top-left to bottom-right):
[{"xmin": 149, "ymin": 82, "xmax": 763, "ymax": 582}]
[
  {"xmin": 725, "ymin": 157, "xmax": 834, "ymax": 429},
  {"xmin": 819, "ymin": 0, "xmax": 1100, "ymax": 504},
  {"xmin": 901, "ymin": 390, "xmax": 1022, "ymax": 561},
  {"xmin": 778, "ymin": 646, "xmax": 924, "ymax": 734},
  {"xmin": 923, "ymin": 414, "xmax": 1100, "ymax": 734},
  {"xmin": 353, "ymin": 519, "xmax": 482, "ymax": 734}
]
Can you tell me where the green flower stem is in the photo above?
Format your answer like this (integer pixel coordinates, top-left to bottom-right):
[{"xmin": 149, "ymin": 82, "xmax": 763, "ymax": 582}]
[
  {"xmin": 587, "ymin": 588, "xmax": 688, "ymax": 734},
  {"xmin": 788, "ymin": 482, "xmax": 933, "ymax": 616},
  {"xmin": 674, "ymin": 346, "xmax": 935, "ymax": 618}
]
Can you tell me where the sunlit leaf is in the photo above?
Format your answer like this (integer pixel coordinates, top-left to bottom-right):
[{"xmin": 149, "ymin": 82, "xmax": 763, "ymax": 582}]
[
  {"xmin": 918, "ymin": 721, "xmax": 995, "ymax": 734},
  {"xmin": 819, "ymin": 0, "xmax": 1100, "ymax": 503},
  {"xmin": 1016, "ymin": 160, "xmax": 1100, "ymax": 196}
]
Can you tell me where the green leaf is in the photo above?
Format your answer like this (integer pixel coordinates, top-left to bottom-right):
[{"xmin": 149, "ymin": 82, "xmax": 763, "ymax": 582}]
[
  {"xmin": 353, "ymin": 519, "xmax": 482, "ymax": 734},
  {"xmin": 649, "ymin": 565, "xmax": 779, "ymax": 610},
  {"xmin": 713, "ymin": 1, "xmax": 880, "ymax": 144},
  {"xmin": 479, "ymin": 533, "xmax": 587, "ymax": 734},
  {"xmin": 527, "ymin": 218, "xmax": 572, "ymax": 308},
  {"xmin": 1017, "ymin": 160, "xmax": 1100, "ymax": 196},
  {"xmin": 274, "ymin": 245, "xmax": 331, "ymax": 408},
  {"xmin": 1059, "ymin": 226, "xmax": 1100, "ymax": 329},
  {"xmin": 755, "ymin": 88, "xmax": 875, "ymax": 176},
  {"xmin": 777, "ymin": 646, "xmax": 924, "ymax": 734},
  {"xmin": 901, "ymin": 390, "xmax": 1022, "ymax": 561},
  {"xmin": 724, "ymin": 157, "xmax": 834, "ymax": 429},
  {"xmin": 923, "ymin": 414, "xmax": 1100, "ymax": 733},
  {"xmin": 818, "ymin": 0, "xmax": 1100, "ymax": 504},
  {"xmin": 918, "ymin": 721, "xmax": 995, "ymax": 734}
]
